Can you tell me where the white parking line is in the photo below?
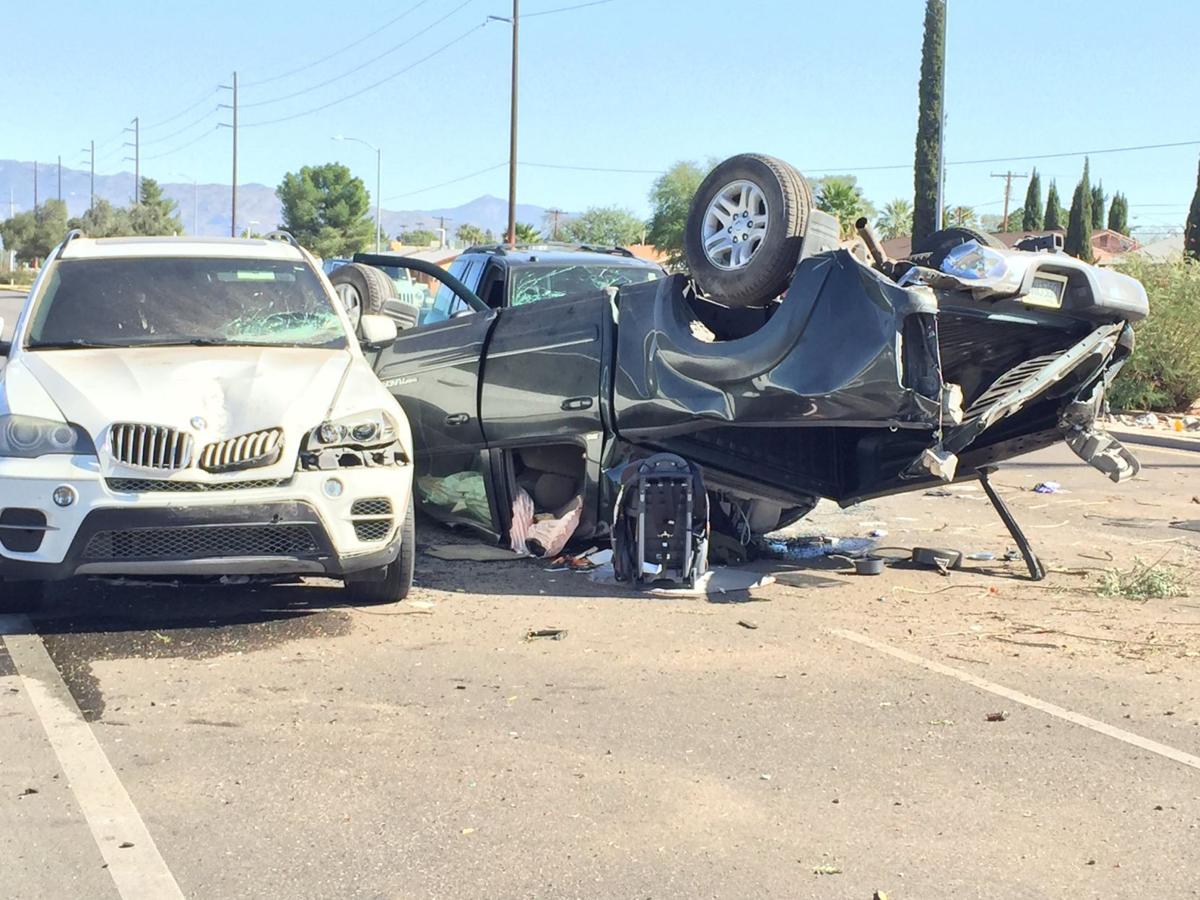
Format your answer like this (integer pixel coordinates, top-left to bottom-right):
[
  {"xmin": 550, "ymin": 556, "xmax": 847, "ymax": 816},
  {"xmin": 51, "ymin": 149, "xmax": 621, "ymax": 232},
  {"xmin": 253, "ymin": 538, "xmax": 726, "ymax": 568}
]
[
  {"xmin": 0, "ymin": 614, "xmax": 185, "ymax": 900},
  {"xmin": 829, "ymin": 627, "xmax": 1200, "ymax": 773}
]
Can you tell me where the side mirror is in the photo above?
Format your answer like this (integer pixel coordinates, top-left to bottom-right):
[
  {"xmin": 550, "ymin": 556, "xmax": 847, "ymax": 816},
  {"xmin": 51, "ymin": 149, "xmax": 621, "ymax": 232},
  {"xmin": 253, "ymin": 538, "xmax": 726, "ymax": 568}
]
[{"xmin": 358, "ymin": 314, "xmax": 398, "ymax": 349}]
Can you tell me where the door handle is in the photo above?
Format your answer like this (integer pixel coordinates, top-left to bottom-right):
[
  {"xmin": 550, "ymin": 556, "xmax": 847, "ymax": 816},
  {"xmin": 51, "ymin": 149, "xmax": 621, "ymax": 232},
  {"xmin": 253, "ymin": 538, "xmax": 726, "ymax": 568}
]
[
  {"xmin": 445, "ymin": 413, "xmax": 470, "ymax": 426},
  {"xmin": 561, "ymin": 396, "xmax": 594, "ymax": 411}
]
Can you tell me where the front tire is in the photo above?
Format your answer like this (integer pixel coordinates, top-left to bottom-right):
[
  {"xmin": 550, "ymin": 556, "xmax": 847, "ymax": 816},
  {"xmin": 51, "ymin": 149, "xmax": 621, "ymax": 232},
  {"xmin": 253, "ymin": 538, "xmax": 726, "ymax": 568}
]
[
  {"xmin": 683, "ymin": 154, "xmax": 812, "ymax": 308},
  {"xmin": 344, "ymin": 496, "xmax": 415, "ymax": 604}
]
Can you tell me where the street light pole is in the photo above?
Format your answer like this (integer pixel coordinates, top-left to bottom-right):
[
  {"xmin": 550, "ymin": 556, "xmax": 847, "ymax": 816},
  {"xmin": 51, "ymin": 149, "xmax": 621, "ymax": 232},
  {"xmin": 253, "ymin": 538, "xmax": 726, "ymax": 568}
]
[
  {"xmin": 507, "ymin": 0, "xmax": 519, "ymax": 247},
  {"xmin": 333, "ymin": 135, "xmax": 382, "ymax": 252}
]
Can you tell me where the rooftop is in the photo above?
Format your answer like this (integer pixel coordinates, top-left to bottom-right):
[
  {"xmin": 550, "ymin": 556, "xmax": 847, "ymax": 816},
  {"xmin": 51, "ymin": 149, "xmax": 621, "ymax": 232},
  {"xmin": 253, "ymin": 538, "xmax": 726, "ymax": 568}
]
[{"xmin": 58, "ymin": 235, "xmax": 306, "ymax": 261}]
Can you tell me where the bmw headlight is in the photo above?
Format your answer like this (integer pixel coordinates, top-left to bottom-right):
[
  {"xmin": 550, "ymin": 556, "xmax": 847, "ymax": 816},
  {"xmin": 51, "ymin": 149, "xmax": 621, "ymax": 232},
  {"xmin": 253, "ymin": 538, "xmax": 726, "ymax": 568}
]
[
  {"xmin": 308, "ymin": 410, "xmax": 397, "ymax": 449},
  {"xmin": 0, "ymin": 415, "xmax": 97, "ymax": 458}
]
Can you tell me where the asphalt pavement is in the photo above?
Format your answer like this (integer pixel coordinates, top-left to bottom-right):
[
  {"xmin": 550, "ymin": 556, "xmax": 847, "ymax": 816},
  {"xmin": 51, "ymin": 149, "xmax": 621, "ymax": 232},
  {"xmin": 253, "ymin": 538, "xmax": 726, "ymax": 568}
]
[{"xmin": 2, "ymin": 443, "xmax": 1198, "ymax": 899}]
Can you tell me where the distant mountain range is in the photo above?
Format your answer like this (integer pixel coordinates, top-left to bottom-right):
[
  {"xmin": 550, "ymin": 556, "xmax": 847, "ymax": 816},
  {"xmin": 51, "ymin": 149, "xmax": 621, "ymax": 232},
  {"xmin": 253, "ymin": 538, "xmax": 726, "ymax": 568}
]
[{"xmin": 0, "ymin": 159, "xmax": 550, "ymax": 239}]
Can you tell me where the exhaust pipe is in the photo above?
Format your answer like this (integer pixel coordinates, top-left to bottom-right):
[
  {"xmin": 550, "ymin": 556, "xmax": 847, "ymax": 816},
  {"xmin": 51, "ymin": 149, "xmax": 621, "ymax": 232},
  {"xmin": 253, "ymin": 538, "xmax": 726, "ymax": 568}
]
[{"xmin": 855, "ymin": 217, "xmax": 890, "ymax": 271}]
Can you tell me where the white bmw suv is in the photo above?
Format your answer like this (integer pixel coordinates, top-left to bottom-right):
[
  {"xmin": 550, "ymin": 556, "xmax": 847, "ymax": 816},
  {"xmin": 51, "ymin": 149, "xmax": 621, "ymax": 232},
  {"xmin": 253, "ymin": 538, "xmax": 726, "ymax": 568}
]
[{"xmin": 0, "ymin": 232, "xmax": 414, "ymax": 609}]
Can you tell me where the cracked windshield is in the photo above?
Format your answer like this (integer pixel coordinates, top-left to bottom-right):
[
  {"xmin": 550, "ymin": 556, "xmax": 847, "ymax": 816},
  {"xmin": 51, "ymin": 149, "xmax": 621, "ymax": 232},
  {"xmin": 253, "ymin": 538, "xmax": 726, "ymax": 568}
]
[{"xmin": 26, "ymin": 257, "xmax": 346, "ymax": 349}]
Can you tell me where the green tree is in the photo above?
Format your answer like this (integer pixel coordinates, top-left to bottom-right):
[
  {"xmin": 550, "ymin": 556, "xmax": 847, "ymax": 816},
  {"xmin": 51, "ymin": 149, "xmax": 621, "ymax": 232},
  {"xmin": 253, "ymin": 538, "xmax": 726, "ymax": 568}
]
[
  {"xmin": 128, "ymin": 177, "xmax": 183, "ymax": 236},
  {"xmin": 947, "ymin": 205, "xmax": 977, "ymax": 227},
  {"xmin": 0, "ymin": 200, "xmax": 69, "ymax": 264},
  {"xmin": 67, "ymin": 198, "xmax": 134, "ymax": 238},
  {"xmin": 646, "ymin": 160, "xmax": 707, "ymax": 264},
  {"xmin": 1022, "ymin": 169, "xmax": 1043, "ymax": 231},
  {"xmin": 397, "ymin": 228, "xmax": 437, "ymax": 246},
  {"xmin": 277, "ymin": 163, "xmax": 374, "ymax": 258},
  {"xmin": 1107, "ymin": 192, "xmax": 1130, "ymax": 236},
  {"xmin": 557, "ymin": 206, "xmax": 645, "ymax": 246},
  {"xmin": 1090, "ymin": 180, "xmax": 1106, "ymax": 230},
  {"xmin": 456, "ymin": 223, "xmax": 487, "ymax": 246},
  {"xmin": 1044, "ymin": 180, "xmax": 1063, "ymax": 231},
  {"xmin": 514, "ymin": 222, "xmax": 542, "ymax": 243},
  {"xmin": 1186, "ymin": 157, "xmax": 1200, "ymax": 262},
  {"xmin": 912, "ymin": 0, "xmax": 946, "ymax": 245},
  {"xmin": 1065, "ymin": 159, "xmax": 1094, "ymax": 262},
  {"xmin": 993, "ymin": 208, "xmax": 1025, "ymax": 233},
  {"xmin": 876, "ymin": 198, "xmax": 913, "ymax": 240},
  {"xmin": 814, "ymin": 175, "xmax": 876, "ymax": 239}
]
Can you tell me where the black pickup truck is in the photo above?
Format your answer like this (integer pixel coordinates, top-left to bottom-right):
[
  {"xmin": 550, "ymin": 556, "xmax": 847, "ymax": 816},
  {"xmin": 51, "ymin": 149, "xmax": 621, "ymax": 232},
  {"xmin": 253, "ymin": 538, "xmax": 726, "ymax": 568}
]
[{"xmin": 331, "ymin": 154, "xmax": 1147, "ymax": 568}]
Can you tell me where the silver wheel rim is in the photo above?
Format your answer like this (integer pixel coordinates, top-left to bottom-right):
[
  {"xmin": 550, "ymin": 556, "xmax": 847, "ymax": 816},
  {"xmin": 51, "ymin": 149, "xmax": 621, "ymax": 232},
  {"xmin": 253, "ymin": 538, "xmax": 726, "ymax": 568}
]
[
  {"xmin": 701, "ymin": 179, "xmax": 769, "ymax": 270},
  {"xmin": 335, "ymin": 283, "xmax": 363, "ymax": 328}
]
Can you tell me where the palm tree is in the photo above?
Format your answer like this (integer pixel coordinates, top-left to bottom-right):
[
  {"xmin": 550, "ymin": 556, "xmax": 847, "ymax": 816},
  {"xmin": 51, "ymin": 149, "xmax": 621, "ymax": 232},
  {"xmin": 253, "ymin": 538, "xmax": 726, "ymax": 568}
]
[
  {"xmin": 514, "ymin": 222, "xmax": 541, "ymax": 244},
  {"xmin": 947, "ymin": 205, "xmax": 978, "ymax": 227},
  {"xmin": 876, "ymin": 199, "xmax": 913, "ymax": 240},
  {"xmin": 816, "ymin": 177, "xmax": 870, "ymax": 239}
]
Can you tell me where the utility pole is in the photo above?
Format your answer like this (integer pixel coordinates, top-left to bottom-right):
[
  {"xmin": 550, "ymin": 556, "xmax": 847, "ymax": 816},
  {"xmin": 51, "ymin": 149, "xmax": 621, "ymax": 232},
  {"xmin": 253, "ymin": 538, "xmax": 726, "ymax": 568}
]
[
  {"xmin": 546, "ymin": 208, "xmax": 564, "ymax": 240},
  {"xmin": 57, "ymin": 156, "xmax": 62, "ymax": 203},
  {"xmin": 436, "ymin": 215, "xmax": 452, "ymax": 249},
  {"xmin": 991, "ymin": 170, "xmax": 1029, "ymax": 232},
  {"xmin": 81, "ymin": 141, "xmax": 95, "ymax": 211},
  {"xmin": 124, "ymin": 117, "xmax": 140, "ymax": 204},
  {"xmin": 506, "ymin": 0, "xmax": 519, "ymax": 247},
  {"xmin": 934, "ymin": 0, "xmax": 947, "ymax": 232},
  {"xmin": 219, "ymin": 72, "xmax": 239, "ymax": 237},
  {"xmin": 32, "ymin": 161, "xmax": 38, "ymax": 212}
]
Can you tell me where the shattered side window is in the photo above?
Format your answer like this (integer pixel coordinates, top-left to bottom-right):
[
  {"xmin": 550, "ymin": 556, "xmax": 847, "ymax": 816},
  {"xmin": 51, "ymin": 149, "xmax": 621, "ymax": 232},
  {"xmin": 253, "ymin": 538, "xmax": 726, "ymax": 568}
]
[{"xmin": 510, "ymin": 264, "xmax": 660, "ymax": 307}]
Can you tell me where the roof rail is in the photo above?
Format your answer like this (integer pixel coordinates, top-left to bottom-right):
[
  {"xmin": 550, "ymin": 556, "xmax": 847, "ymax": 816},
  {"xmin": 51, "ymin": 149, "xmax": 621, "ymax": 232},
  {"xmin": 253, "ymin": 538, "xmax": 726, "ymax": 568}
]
[
  {"xmin": 54, "ymin": 229, "xmax": 85, "ymax": 260},
  {"xmin": 263, "ymin": 230, "xmax": 301, "ymax": 248},
  {"xmin": 461, "ymin": 242, "xmax": 636, "ymax": 258},
  {"xmin": 576, "ymin": 244, "xmax": 634, "ymax": 258}
]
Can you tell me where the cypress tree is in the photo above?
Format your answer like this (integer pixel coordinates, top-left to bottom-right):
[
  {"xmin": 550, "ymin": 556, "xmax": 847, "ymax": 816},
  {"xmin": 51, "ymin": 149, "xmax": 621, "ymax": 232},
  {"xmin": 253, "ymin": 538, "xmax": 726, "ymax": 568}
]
[
  {"xmin": 1045, "ymin": 181, "xmax": 1062, "ymax": 231},
  {"xmin": 1065, "ymin": 159, "xmax": 1094, "ymax": 263},
  {"xmin": 1022, "ymin": 169, "xmax": 1043, "ymax": 231},
  {"xmin": 1107, "ymin": 192, "xmax": 1129, "ymax": 236},
  {"xmin": 912, "ymin": 0, "xmax": 946, "ymax": 245},
  {"xmin": 1186, "ymin": 157, "xmax": 1200, "ymax": 262},
  {"xmin": 1090, "ymin": 180, "xmax": 1106, "ymax": 230}
]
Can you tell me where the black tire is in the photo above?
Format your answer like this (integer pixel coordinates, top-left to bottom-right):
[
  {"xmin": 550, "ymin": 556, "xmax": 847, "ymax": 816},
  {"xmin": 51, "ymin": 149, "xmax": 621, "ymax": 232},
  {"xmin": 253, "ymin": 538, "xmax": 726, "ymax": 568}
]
[
  {"xmin": 344, "ymin": 495, "xmax": 415, "ymax": 604},
  {"xmin": 329, "ymin": 263, "xmax": 396, "ymax": 328},
  {"xmin": 0, "ymin": 580, "xmax": 45, "ymax": 614},
  {"xmin": 683, "ymin": 153, "xmax": 813, "ymax": 308},
  {"xmin": 907, "ymin": 226, "xmax": 1006, "ymax": 268}
]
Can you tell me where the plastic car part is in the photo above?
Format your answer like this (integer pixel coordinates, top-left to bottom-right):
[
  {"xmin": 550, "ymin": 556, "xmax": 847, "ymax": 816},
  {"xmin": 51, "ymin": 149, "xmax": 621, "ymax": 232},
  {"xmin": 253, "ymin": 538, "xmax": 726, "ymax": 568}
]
[{"xmin": 683, "ymin": 154, "xmax": 813, "ymax": 308}]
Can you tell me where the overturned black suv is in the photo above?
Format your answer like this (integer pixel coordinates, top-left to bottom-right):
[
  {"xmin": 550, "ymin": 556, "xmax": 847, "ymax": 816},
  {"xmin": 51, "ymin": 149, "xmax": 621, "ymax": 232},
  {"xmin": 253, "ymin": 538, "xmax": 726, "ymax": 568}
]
[{"xmin": 332, "ymin": 154, "xmax": 1146, "ymax": 572}]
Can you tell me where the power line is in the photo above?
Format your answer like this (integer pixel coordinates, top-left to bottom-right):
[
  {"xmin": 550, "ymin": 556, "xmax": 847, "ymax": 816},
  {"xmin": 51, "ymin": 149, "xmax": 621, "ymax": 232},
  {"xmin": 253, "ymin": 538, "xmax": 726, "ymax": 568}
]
[
  {"xmin": 522, "ymin": 160, "xmax": 666, "ymax": 174},
  {"xmin": 242, "ymin": 0, "xmax": 474, "ymax": 109},
  {"xmin": 522, "ymin": 0, "xmax": 616, "ymax": 17},
  {"xmin": 143, "ymin": 125, "xmax": 219, "ymax": 161},
  {"xmin": 243, "ymin": 23, "xmax": 486, "ymax": 128},
  {"xmin": 243, "ymin": 0, "xmax": 435, "ymax": 87},
  {"xmin": 141, "ymin": 106, "xmax": 219, "ymax": 147},
  {"xmin": 142, "ymin": 87, "xmax": 220, "ymax": 131},
  {"xmin": 384, "ymin": 162, "xmax": 508, "ymax": 201}
]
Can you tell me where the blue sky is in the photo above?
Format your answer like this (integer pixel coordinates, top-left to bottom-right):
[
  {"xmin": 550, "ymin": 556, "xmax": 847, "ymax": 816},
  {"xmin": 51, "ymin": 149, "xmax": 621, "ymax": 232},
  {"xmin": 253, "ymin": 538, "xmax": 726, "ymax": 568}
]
[{"xmin": 5, "ymin": 0, "xmax": 1198, "ymax": 234}]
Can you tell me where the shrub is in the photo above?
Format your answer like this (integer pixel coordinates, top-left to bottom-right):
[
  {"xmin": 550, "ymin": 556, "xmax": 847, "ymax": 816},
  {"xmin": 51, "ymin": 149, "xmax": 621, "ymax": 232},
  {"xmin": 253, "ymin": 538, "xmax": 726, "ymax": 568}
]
[{"xmin": 1108, "ymin": 256, "xmax": 1200, "ymax": 412}]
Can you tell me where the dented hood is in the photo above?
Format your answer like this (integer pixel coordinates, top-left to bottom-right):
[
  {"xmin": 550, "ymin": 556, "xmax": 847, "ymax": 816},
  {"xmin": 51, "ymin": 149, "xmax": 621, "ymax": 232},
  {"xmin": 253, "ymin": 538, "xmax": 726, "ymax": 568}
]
[{"xmin": 18, "ymin": 346, "xmax": 354, "ymax": 456}]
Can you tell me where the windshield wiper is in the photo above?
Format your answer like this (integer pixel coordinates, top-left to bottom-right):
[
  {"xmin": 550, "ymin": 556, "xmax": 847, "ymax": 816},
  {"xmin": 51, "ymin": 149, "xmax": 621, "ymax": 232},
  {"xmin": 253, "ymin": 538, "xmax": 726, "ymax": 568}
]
[{"xmin": 27, "ymin": 339, "xmax": 127, "ymax": 350}]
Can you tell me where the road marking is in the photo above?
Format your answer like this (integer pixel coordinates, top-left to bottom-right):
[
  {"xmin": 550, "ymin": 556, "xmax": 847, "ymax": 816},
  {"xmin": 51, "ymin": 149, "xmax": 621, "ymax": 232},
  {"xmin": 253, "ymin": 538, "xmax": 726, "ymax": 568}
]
[
  {"xmin": 0, "ymin": 614, "xmax": 185, "ymax": 899},
  {"xmin": 829, "ymin": 627, "xmax": 1200, "ymax": 773}
]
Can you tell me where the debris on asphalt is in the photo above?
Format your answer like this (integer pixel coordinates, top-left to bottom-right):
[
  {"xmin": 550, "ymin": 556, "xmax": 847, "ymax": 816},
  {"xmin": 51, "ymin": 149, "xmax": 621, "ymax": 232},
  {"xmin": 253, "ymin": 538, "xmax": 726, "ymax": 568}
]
[
  {"xmin": 589, "ymin": 563, "xmax": 775, "ymax": 596},
  {"xmin": 118, "ymin": 842, "xmax": 134, "ymax": 849},
  {"xmin": 525, "ymin": 628, "xmax": 568, "ymax": 641},
  {"xmin": 738, "ymin": 620, "xmax": 758, "ymax": 630},
  {"xmin": 986, "ymin": 710, "xmax": 1010, "ymax": 722},
  {"xmin": 461, "ymin": 827, "xmax": 476, "ymax": 835},
  {"xmin": 912, "ymin": 547, "xmax": 963, "ymax": 572},
  {"xmin": 425, "ymin": 544, "xmax": 527, "ymax": 562},
  {"xmin": 1098, "ymin": 559, "xmax": 1185, "ymax": 601},
  {"xmin": 763, "ymin": 535, "xmax": 877, "ymax": 561},
  {"xmin": 967, "ymin": 551, "xmax": 996, "ymax": 561},
  {"xmin": 759, "ymin": 773, "xmax": 771, "ymax": 780},
  {"xmin": 18, "ymin": 787, "xmax": 38, "ymax": 797},
  {"xmin": 1170, "ymin": 519, "xmax": 1200, "ymax": 533},
  {"xmin": 1033, "ymin": 481, "xmax": 1063, "ymax": 494},
  {"xmin": 874, "ymin": 892, "xmax": 890, "ymax": 900},
  {"xmin": 812, "ymin": 865, "xmax": 842, "ymax": 875}
]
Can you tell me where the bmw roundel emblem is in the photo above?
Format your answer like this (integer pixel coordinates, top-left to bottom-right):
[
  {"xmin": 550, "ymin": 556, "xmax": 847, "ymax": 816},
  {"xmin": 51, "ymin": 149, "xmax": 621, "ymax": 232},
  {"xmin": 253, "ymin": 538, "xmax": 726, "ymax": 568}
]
[{"xmin": 191, "ymin": 416, "xmax": 207, "ymax": 430}]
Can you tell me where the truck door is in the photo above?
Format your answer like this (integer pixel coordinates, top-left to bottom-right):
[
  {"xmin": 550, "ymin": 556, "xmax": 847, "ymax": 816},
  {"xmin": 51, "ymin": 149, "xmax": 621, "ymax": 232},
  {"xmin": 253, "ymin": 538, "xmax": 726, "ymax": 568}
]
[{"xmin": 478, "ymin": 289, "xmax": 610, "ymax": 448}]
